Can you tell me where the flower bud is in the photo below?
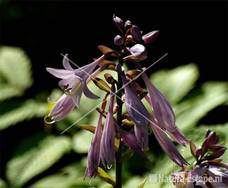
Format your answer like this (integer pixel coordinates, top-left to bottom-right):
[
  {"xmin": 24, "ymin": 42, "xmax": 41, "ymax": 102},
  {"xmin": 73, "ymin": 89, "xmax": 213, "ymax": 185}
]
[
  {"xmin": 104, "ymin": 73, "xmax": 116, "ymax": 84},
  {"xmin": 113, "ymin": 15, "xmax": 124, "ymax": 32},
  {"xmin": 114, "ymin": 35, "xmax": 123, "ymax": 46},
  {"xmin": 142, "ymin": 30, "xmax": 159, "ymax": 44},
  {"xmin": 92, "ymin": 77, "xmax": 111, "ymax": 93}
]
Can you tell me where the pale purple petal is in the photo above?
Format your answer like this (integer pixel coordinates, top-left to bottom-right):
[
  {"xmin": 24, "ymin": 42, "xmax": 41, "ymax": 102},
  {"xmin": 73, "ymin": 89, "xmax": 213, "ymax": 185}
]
[
  {"xmin": 49, "ymin": 94, "xmax": 75, "ymax": 121},
  {"xmin": 58, "ymin": 75, "xmax": 82, "ymax": 95},
  {"xmin": 74, "ymin": 55, "xmax": 104, "ymax": 79},
  {"xmin": 142, "ymin": 73, "xmax": 188, "ymax": 145},
  {"xmin": 123, "ymin": 44, "xmax": 147, "ymax": 62},
  {"xmin": 83, "ymin": 83, "xmax": 99, "ymax": 99},
  {"xmin": 150, "ymin": 121, "xmax": 188, "ymax": 167},
  {"xmin": 46, "ymin": 68, "xmax": 73, "ymax": 79},
  {"xmin": 62, "ymin": 54, "xmax": 74, "ymax": 71},
  {"xmin": 72, "ymin": 88, "xmax": 83, "ymax": 107},
  {"xmin": 86, "ymin": 113, "xmax": 103, "ymax": 177}
]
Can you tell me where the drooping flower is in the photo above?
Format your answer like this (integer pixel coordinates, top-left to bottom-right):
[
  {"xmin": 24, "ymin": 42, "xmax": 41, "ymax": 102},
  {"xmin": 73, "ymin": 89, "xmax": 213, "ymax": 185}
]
[
  {"xmin": 118, "ymin": 64, "xmax": 149, "ymax": 150},
  {"xmin": 86, "ymin": 113, "xmax": 103, "ymax": 177},
  {"xmin": 100, "ymin": 86, "xmax": 116, "ymax": 165},
  {"xmin": 150, "ymin": 117, "xmax": 188, "ymax": 167},
  {"xmin": 45, "ymin": 94, "xmax": 75, "ymax": 123},
  {"xmin": 46, "ymin": 54, "xmax": 105, "ymax": 107},
  {"xmin": 142, "ymin": 73, "xmax": 188, "ymax": 145}
]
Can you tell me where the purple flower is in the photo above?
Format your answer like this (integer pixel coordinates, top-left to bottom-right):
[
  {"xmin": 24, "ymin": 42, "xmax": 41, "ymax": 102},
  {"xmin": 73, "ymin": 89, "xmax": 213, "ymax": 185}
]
[
  {"xmin": 45, "ymin": 94, "xmax": 75, "ymax": 123},
  {"xmin": 150, "ymin": 118, "xmax": 188, "ymax": 167},
  {"xmin": 119, "ymin": 65, "xmax": 149, "ymax": 150},
  {"xmin": 142, "ymin": 73, "xmax": 188, "ymax": 145},
  {"xmin": 86, "ymin": 113, "xmax": 103, "ymax": 177},
  {"xmin": 100, "ymin": 88, "xmax": 116, "ymax": 165},
  {"xmin": 46, "ymin": 54, "xmax": 105, "ymax": 108}
]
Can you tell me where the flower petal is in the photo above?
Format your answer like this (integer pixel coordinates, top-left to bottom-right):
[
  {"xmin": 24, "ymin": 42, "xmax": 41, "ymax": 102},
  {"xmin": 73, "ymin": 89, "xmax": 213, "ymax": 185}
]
[
  {"xmin": 49, "ymin": 94, "xmax": 75, "ymax": 122},
  {"xmin": 86, "ymin": 113, "xmax": 103, "ymax": 177},
  {"xmin": 83, "ymin": 83, "xmax": 99, "ymax": 99},
  {"xmin": 150, "ymin": 121, "xmax": 188, "ymax": 167},
  {"xmin": 142, "ymin": 73, "xmax": 188, "ymax": 145},
  {"xmin": 62, "ymin": 54, "xmax": 74, "ymax": 71},
  {"xmin": 46, "ymin": 68, "xmax": 73, "ymax": 79}
]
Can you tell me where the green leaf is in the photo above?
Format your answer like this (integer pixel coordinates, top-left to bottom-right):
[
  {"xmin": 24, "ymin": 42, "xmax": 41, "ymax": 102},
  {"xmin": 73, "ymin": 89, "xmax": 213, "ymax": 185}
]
[
  {"xmin": 0, "ymin": 100, "xmax": 47, "ymax": 130},
  {"xmin": 6, "ymin": 136, "xmax": 71, "ymax": 186},
  {"xmin": 176, "ymin": 82, "xmax": 228, "ymax": 131},
  {"xmin": 31, "ymin": 162, "xmax": 100, "ymax": 188},
  {"xmin": 0, "ymin": 86, "xmax": 22, "ymax": 101},
  {"xmin": 0, "ymin": 47, "xmax": 32, "ymax": 101},
  {"xmin": 72, "ymin": 131, "xmax": 92, "ymax": 153},
  {"xmin": 0, "ymin": 179, "xmax": 6, "ymax": 188},
  {"xmin": 151, "ymin": 64, "xmax": 199, "ymax": 103}
]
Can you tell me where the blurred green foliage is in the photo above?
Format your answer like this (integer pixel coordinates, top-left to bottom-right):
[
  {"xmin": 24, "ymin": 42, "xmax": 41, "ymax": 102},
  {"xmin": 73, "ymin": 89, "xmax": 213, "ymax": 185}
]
[{"xmin": 0, "ymin": 47, "xmax": 227, "ymax": 188}]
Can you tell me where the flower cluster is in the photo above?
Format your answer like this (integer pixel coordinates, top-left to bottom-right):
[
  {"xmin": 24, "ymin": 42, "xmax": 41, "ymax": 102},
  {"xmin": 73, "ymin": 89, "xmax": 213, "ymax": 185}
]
[
  {"xmin": 172, "ymin": 131, "xmax": 228, "ymax": 188},
  {"xmin": 46, "ymin": 15, "xmax": 190, "ymax": 179}
]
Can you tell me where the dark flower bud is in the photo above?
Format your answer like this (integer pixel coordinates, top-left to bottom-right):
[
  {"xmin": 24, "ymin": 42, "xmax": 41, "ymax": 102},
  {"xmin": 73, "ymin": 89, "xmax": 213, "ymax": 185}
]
[
  {"xmin": 114, "ymin": 35, "xmax": 123, "ymax": 46},
  {"xmin": 202, "ymin": 131, "xmax": 219, "ymax": 152},
  {"xmin": 113, "ymin": 14, "xmax": 124, "ymax": 32},
  {"xmin": 104, "ymin": 73, "xmax": 116, "ymax": 84},
  {"xmin": 124, "ymin": 20, "xmax": 132, "ymax": 29},
  {"xmin": 131, "ymin": 25, "xmax": 143, "ymax": 43},
  {"xmin": 142, "ymin": 30, "xmax": 159, "ymax": 44}
]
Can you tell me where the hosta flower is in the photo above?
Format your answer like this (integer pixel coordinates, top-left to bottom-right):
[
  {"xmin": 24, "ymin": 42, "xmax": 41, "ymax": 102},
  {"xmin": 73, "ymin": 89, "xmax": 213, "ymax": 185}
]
[
  {"xmin": 118, "ymin": 65, "xmax": 149, "ymax": 150},
  {"xmin": 142, "ymin": 73, "xmax": 188, "ymax": 145},
  {"xmin": 100, "ymin": 87, "xmax": 116, "ymax": 165},
  {"xmin": 86, "ymin": 113, "xmax": 103, "ymax": 177},
  {"xmin": 46, "ymin": 54, "xmax": 105, "ymax": 107},
  {"xmin": 45, "ymin": 94, "xmax": 75, "ymax": 123},
  {"xmin": 150, "ymin": 118, "xmax": 188, "ymax": 167}
]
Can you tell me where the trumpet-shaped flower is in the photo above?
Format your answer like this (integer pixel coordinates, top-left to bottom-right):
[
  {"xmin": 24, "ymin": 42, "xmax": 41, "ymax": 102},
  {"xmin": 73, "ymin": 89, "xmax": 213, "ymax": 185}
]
[
  {"xmin": 118, "ymin": 65, "xmax": 149, "ymax": 150},
  {"xmin": 100, "ymin": 88, "xmax": 116, "ymax": 165},
  {"xmin": 150, "ymin": 118, "xmax": 188, "ymax": 167},
  {"xmin": 46, "ymin": 55, "xmax": 105, "ymax": 107},
  {"xmin": 142, "ymin": 73, "xmax": 188, "ymax": 145},
  {"xmin": 86, "ymin": 113, "xmax": 103, "ymax": 177},
  {"xmin": 45, "ymin": 94, "xmax": 75, "ymax": 123}
]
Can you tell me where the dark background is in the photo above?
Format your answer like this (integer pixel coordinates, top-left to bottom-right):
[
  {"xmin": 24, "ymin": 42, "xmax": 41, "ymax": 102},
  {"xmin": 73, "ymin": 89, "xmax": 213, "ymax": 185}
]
[{"xmin": 0, "ymin": 0, "xmax": 227, "ymax": 180}]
